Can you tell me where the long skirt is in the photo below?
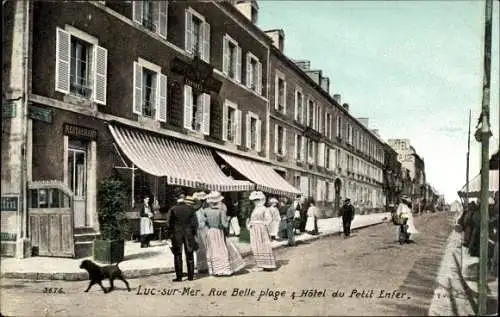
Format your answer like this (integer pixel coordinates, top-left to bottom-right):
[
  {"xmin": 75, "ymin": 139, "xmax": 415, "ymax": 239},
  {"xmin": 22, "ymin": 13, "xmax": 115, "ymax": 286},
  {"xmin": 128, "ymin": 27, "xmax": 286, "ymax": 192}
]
[
  {"xmin": 206, "ymin": 228, "xmax": 232, "ymax": 276},
  {"xmin": 269, "ymin": 219, "xmax": 280, "ymax": 237},
  {"xmin": 250, "ymin": 223, "xmax": 276, "ymax": 269},
  {"xmin": 140, "ymin": 217, "xmax": 154, "ymax": 235},
  {"xmin": 229, "ymin": 217, "xmax": 241, "ymax": 236},
  {"xmin": 305, "ymin": 216, "xmax": 315, "ymax": 232},
  {"xmin": 195, "ymin": 227, "xmax": 209, "ymax": 272},
  {"xmin": 226, "ymin": 238, "xmax": 246, "ymax": 273}
]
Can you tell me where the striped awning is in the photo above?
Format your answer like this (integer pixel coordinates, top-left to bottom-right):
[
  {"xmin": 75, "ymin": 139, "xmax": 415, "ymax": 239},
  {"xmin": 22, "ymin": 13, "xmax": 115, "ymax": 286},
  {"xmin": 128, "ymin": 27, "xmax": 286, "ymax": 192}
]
[
  {"xmin": 216, "ymin": 151, "xmax": 301, "ymax": 197},
  {"xmin": 109, "ymin": 125, "xmax": 254, "ymax": 192},
  {"xmin": 458, "ymin": 170, "xmax": 499, "ymax": 198}
]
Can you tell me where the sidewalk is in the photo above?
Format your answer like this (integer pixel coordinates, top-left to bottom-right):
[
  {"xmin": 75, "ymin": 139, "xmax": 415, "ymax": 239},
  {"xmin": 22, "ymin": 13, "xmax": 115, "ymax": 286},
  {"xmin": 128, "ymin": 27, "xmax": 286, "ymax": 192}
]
[{"xmin": 0, "ymin": 212, "xmax": 390, "ymax": 281}]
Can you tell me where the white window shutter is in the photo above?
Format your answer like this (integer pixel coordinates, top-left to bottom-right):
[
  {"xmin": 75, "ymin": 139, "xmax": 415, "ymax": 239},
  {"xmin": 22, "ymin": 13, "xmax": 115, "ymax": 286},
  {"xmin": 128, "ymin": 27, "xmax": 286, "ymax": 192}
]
[
  {"xmin": 294, "ymin": 134, "xmax": 298, "ymax": 160},
  {"xmin": 235, "ymin": 46, "xmax": 242, "ymax": 83},
  {"xmin": 133, "ymin": 62, "xmax": 143, "ymax": 115},
  {"xmin": 301, "ymin": 94, "xmax": 305, "ymax": 124},
  {"xmin": 152, "ymin": 2, "xmax": 160, "ymax": 32},
  {"xmin": 283, "ymin": 81, "xmax": 287, "ymax": 114},
  {"xmin": 245, "ymin": 54, "xmax": 251, "ymax": 88},
  {"xmin": 185, "ymin": 10, "xmax": 193, "ymax": 53},
  {"xmin": 235, "ymin": 109, "xmax": 242, "ymax": 145},
  {"xmin": 222, "ymin": 103, "xmax": 228, "ymax": 141},
  {"xmin": 329, "ymin": 148, "xmax": 335, "ymax": 170},
  {"xmin": 294, "ymin": 90, "xmax": 298, "ymax": 121},
  {"xmin": 274, "ymin": 125, "xmax": 278, "ymax": 154},
  {"xmin": 202, "ymin": 22, "xmax": 210, "ymax": 63},
  {"xmin": 324, "ymin": 113, "xmax": 328, "ymax": 137},
  {"xmin": 202, "ymin": 93, "xmax": 211, "ymax": 135},
  {"xmin": 222, "ymin": 36, "xmax": 229, "ymax": 75},
  {"xmin": 318, "ymin": 143, "xmax": 324, "ymax": 167},
  {"xmin": 183, "ymin": 85, "xmax": 193, "ymax": 129},
  {"xmin": 257, "ymin": 61, "xmax": 262, "ymax": 95},
  {"xmin": 93, "ymin": 45, "xmax": 107, "ymax": 105},
  {"xmin": 306, "ymin": 99, "xmax": 310, "ymax": 127},
  {"xmin": 256, "ymin": 119, "xmax": 262, "ymax": 152},
  {"xmin": 158, "ymin": 1, "xmax": 168, "ymax": 39},
  {"xmin": 282, "ymin": 128, "xmax": 287, "ymax": 155},
  {"xmin": 274, "ymin": 75, "xmax": 279, "ymax": 110},
  {"xmin": 301, "ymin": 136, "xmax": 306, "ymax": 162},
  {"xmin": 245, "ymin": 113, "xmax": 251, "ymax": 148},
  {"xmin": 55, "ymin": 28, "xmax": 70, "ymax": 94},
  {"xmin": 133, "ymin": 1, "xmax": 143, "ymax": 24},
  {"xmin": 156, "ymin": 73, "xmax": 167, "ymax": 122}
]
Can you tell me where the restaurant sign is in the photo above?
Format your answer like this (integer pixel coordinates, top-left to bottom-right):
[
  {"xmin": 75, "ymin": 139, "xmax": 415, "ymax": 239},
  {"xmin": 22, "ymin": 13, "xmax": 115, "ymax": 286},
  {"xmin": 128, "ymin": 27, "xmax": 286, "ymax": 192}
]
[{"xmin": 63, "ymin": 123, "xmax": 98, "ymax": 141}]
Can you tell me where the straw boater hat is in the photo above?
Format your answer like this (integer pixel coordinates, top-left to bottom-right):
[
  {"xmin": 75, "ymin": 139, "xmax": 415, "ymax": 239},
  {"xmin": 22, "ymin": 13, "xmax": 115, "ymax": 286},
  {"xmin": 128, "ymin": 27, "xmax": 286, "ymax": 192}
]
[
  {"xmin": 192, "ymin": 191, "xmax": 207, "ymax": 201},
  {"xmin": 249, "ymin": 191, "xmax": 266, "ymax": 201},
  {"xmin": 184, "ymin": 196, "xmax": 197, "ymax": 206},
  {"xmin": 268, "ymin": 197, "xmax": 279, "ymax": 205},
  {"xmin": 206, "ymin": 191, "xmax": 224, "ymax": 203}
]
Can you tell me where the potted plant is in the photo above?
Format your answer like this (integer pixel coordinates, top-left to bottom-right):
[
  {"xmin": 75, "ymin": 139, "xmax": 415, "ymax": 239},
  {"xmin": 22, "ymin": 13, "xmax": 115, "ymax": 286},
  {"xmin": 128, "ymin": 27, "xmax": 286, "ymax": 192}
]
[{"xmin": 93, "ymin": 179, "xmax": 128, "ymax": 264}]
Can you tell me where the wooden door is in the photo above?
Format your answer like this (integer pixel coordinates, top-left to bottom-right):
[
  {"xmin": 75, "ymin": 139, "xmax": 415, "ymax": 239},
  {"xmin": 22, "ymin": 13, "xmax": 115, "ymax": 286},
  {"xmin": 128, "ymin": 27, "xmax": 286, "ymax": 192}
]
[{"xmin": 30, "ymin": 207, "xmax": 75, "ymax": 257}]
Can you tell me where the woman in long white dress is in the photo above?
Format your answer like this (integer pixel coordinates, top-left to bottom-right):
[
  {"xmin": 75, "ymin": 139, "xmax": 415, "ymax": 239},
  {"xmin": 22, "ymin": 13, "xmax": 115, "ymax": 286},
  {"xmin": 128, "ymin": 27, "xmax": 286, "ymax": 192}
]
[
  {"xmin": 248, "ymin": 191, "xmax": 276, "ymax": 271},
  {"xmin": 267, "ymin": 197, "xmax": 281, "ymax": 240},
  {"xmin": 140, "ymin": 196, "xmax": 154, "ymax": 248},
  {"xmin": 305, "ymin": 198, "xmax": 319, "ymax": 235},
  {"xmin": 396, "ymin": 195, "xmax": 419, "ymax": 240}
]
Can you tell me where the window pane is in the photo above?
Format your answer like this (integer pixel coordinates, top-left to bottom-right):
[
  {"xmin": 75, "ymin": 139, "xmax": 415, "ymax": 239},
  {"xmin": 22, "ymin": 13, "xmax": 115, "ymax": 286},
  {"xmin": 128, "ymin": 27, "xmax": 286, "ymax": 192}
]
[
  {"xmin": 192, "ymin": 92, "xmax": 203, "ymax": 132},
  {"xmin": 142, "ymin": 69, "xmax": 156, "ymax": 118},
  {"xmin": 227, "ymin": 107, "xmax": 235, "ymax": 142},
  {"xmin": 250, "ymin": 118, "xmax": 257, "ymax": 149},
  {"xmin": 70, "ymin": 37, "xmax": 92, "ymax": 98},
  {"xmin": 193, "ymin": 18, "xmax": 202, "ymax": 56}
]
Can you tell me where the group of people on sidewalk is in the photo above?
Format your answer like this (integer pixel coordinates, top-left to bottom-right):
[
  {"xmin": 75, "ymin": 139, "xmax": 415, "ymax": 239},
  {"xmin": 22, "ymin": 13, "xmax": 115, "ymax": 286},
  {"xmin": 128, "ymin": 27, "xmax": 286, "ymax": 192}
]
[{"xmin": 160, "ymin": 190, "xmax": 291, "ymax": 282}]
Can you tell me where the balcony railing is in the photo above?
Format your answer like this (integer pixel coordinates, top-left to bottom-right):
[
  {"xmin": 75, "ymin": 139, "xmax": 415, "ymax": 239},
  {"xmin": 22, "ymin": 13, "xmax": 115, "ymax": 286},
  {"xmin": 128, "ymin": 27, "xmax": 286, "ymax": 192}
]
[{"xmin": 70, "ymin": 82, "xmax": 92, "ymax": 99}]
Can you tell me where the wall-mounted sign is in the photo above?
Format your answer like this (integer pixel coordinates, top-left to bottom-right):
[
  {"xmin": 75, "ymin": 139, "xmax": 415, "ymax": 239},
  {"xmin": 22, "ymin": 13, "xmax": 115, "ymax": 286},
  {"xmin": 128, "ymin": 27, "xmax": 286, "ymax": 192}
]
[
  {"xmin": 1, "ymin": 195, "xmax": 19, "ymax": 212},
  {"xmin": 28, "ymin": 105, "xmax": 52, "ymax": 123},
  {"xmin": 171, "ymin": 56, "xmax": 222, "ymax": 94},
  {"xmin": 2, "ymin": 103, "xmax": 17, "ymax": 119},
  {"xmin": 63, "ymin": 123, "xmax": 98, "ymax": 141}
]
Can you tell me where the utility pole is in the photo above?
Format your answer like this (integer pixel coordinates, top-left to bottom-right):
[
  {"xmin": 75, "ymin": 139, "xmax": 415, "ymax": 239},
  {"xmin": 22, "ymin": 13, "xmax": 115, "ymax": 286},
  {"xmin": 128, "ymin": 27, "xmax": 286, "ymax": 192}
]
[{"xmin": 475, "ymin": 0, "xmax": 493, "ymax": 315}]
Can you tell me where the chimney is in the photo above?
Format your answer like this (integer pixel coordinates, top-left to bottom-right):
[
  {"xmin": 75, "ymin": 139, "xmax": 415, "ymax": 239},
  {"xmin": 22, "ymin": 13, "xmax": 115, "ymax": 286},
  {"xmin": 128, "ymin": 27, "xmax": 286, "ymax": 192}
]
[
  {"xmin": 320, "ymin": 77, "xmax": 330, "ymax": 94},
  {"xmin": 293, "ymin": 60, "xmax": 310, "ymax": 71},
  {"xmin": 333, "ymin": 94, "xmax": 341, "ymax": 105},
  {"xmin": 305, "ymin": 70, "xmax": 322, "ymax": 85},
  {"xmin": 357, "ymin": 117, "xmax": 369, "ymax": 128},
  {"xmin": 264, "ymin": 29, "xmax": 284, "ymax": 52},
  {"xmin": 235, "ymin": 0, "xmax": 259, "ymax": 24},
  {"xmin": 343, "ymin": 103, "xmax": 349, "ymax": 111}
]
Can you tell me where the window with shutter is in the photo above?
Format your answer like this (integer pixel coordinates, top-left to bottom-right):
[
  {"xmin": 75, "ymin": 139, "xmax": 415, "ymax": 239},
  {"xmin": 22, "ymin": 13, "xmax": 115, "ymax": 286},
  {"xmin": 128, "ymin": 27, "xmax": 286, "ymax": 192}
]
[
  {"xmin": 133, "ymin": 62, "xmax": 143, "ymax": 115},
  {"xmin": 93, "ymin": 46, "xmax": 107, "ymax": 105},
  {"xmin": 185, "ymin": 10, "xmax": 193, "ymax": 53},
  {"xmin": 294, "ymin": 134, "xmax": 298, "ymax": 160},
  {"xmin": 245, "ymin": 113, "xmax": 251, "ymax": 148},
  {"xmin": 274, "ymin": 125, "xmax": 279, "ymax": 154},
  {"xmin": 255, "ymin": 119, "xmax": 262, "ymax": 152},
  {"xmin": 301, "ymin": 136, "xmax": 306, "ymax": 162},
  {"xmin": 156, "ymin": 73, "xmax": 167, "ymax": 122},
  {"xmin": 235, "ymin": 109, "xmax": 242, "ymax": 145},
  {"xmin": 202, "ymin": 22, "xmax": 210, "ymax": 63},
  {"xmin": 223, "ymin": 100, "xmax": 238, "ymax": 143},
  {"xmin": 158, "ymin": 1, "xmax": 168, "ymax": 39},
  {"xmin": 55, "ymin": 28, "xmax": 71, "ymax": 94},
  {"xmin": 282, "ymin": 128, "xmax": 287, "ymax": 155},
  {"xmin": 132, "ymin": 1, "xmax": 143, "ymax": 24},
  {"xmin": 183, "ymin": 85, "xmax": 193, "ymax": 129},
  {"xmin": 235, "ymin": 46, "xmax": 242, "ymax": 83},
  {"xmin": 222, "ymin": 102, "xmax": 228, "ymax": 141},
  {"xmin": 185, "ymin": 8, "xmax": 207, "ymax": 58},
  {"xmin": 202, "ymin": 93, "xmax": 210, "ymax": 135}
]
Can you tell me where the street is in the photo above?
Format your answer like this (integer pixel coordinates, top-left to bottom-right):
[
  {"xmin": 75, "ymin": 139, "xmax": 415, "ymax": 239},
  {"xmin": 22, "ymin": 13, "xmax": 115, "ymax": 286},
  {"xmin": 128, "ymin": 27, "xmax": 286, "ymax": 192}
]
[{"xmin": 1, "ymin": 213, "xmax": 457, "ymax": 316}]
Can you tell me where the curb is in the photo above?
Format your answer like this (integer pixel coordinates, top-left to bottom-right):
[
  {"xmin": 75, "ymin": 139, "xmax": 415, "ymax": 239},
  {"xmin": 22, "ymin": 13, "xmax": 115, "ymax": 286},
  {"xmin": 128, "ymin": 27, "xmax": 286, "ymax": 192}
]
[{"xmin": 0, "ymin": 219, "xmax": 388, "ymax": 281}]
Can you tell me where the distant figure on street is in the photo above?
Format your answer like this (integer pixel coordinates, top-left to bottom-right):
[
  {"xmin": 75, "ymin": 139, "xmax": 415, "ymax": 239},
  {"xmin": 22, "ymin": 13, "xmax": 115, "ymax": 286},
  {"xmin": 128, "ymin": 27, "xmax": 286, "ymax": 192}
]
[
  {"xmin": 340, "ymin": 198, "xmax": 355, "ymax": 237},
  {"xmin": 305, "ymin": 198, "xmax": 319, "ymax": 235},
  {"xmin": 227, "ymin": 198, "xmax": 241, "ymax": 237},
  {"xmin": 166, "ymin": 192, "xmax": 198, "ymax": 282},
  {"xmin": 248, "ymin": 191, "xmax": 276, "ymax": 271},
  {"xmin": 396, "ymin": 195, "xmax": 419, "ymax": 240},
  {"xmin": 268, "ymin": 197, "xmax": 281, "ymax": 240},
  {"xmin": 284, "ymin": 197, "xmax": 296, "ymax": 246},
  {"xmin": 140, "ymin": 196, "xmax": 154, "ymax": 248},
  {"xmin": 299, "ymin": 195, "xmax": 309, "ymax": 233}
]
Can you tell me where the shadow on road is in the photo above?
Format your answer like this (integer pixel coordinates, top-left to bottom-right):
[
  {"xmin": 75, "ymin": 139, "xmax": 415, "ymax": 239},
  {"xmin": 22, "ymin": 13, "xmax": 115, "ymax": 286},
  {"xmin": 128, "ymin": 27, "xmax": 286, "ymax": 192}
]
[{"xmin": 124, "ymin": 250, "xmax": 164, "ymax": 261}]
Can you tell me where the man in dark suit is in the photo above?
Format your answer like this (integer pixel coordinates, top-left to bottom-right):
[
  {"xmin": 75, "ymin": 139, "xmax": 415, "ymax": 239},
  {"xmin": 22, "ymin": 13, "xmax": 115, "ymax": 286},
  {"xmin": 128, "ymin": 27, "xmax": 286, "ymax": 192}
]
[
  {"xmin": 340, "ymin": 198, "xmax": 355, "ymax": 237},
  {"xmin": 166, "ymin": 193, "xmax": 199, "ymax": 282}
]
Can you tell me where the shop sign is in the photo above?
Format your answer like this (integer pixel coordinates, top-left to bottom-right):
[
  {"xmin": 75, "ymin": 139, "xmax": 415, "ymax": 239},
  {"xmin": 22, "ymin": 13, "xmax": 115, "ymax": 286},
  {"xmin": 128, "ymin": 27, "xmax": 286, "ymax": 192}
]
[
  {"xmin": 171, "ymin": 56, "xmax": 222, "ymax": 94},
  {"xmin": 28, "ymin": 105, "xmax": 52, "ymax": 123},
  {"xmin": 0, "ymin": 232, "xmax": 17, "ymax": 241},
  {"xmin": 1, "ymin": 195, "xmax": 19, "ymax": 212},
  {"xmin": 2, "ymin": 103, "xmax": 16, "ymax": 119},
  {"xmin": 63, "ymin": 123, "xmax": 98, "ymax": 141}
]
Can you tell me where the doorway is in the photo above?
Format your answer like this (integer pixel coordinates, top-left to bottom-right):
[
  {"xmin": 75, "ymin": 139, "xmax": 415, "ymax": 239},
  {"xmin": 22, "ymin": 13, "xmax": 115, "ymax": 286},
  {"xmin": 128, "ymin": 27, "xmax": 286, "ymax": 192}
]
[{"xmin": 68, "ymin": 140, "xmax": 88, "ymax": 228}]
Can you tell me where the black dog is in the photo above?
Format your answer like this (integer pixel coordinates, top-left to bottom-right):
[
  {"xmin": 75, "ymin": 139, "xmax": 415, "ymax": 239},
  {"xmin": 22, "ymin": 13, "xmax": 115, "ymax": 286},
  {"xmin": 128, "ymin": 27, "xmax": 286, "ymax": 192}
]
[{"xmin": 79, "ymin": 259, "xmax": 131, "ymax": 293}]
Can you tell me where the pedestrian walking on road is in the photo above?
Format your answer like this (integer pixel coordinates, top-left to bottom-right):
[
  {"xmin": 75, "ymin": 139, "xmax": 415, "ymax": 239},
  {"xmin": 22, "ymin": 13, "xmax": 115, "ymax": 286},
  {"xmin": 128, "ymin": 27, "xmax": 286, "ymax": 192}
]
[
  {"xmin": 203, "ymin": 191, "xmax": 245, "ymax": 277},
  {"xmin": 268, "ymin": 197, "xmax": 281, "ymax": 240},
  {"xmin": 305, "ymin": 198, "xmax": 319, "ymax": 235},
  {"xmin": 340, "ymin": 198, "xmax": 355, "ymax": 237},
  {"xmin": 284, "ymin": 197, "xmax": 296, "ymax": 246},
  {"xmin": 166, "ymin": 192, "xmax": 199, "ymax": 282},
  {"xmin": 139, "ymin": 196, "xmax": 154, "ymax": 248},
  {"xmin": 248, "ymin": 191, "xmax": 277, "ymax": 271},
  {"xmin": 299, "ymin": 195, "xmax": 309, "ymax": 233},
  {"xmin": 396, "ymin": 195, "xmax": 419, "ymax": 242},
  {"xmin": 191, "ymin": 192, "xmax": 209, "ymax": 274}
]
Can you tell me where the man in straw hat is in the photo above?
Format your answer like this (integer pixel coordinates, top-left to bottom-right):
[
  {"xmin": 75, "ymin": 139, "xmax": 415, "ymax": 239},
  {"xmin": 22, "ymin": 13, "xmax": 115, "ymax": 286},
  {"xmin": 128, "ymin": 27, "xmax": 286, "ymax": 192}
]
[{"xmin": 165, "ymin": 191, "xmax": 199, "ymax": 282}]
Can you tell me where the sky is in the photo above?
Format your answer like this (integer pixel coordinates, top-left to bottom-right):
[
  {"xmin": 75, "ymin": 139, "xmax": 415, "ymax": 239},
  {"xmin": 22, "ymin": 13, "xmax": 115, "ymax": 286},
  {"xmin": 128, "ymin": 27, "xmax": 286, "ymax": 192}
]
[{"xmin": 258, "ymin": 0, "xmax": 500, "ymax": 203}]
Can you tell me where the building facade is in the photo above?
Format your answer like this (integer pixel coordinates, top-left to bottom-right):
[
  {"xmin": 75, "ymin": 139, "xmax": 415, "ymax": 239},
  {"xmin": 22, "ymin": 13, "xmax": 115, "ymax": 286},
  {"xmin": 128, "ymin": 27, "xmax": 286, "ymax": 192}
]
[
  {"xmin": 387, "ymin": 139, "xmax": 426, "ymax": 213},
  {"xmin": 383, "ymin": 142, "xmax": 403, "ymax": 208},
  {"xmin": 265, "ymin": 32, "xmax": 386, "ymax": 217}
]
